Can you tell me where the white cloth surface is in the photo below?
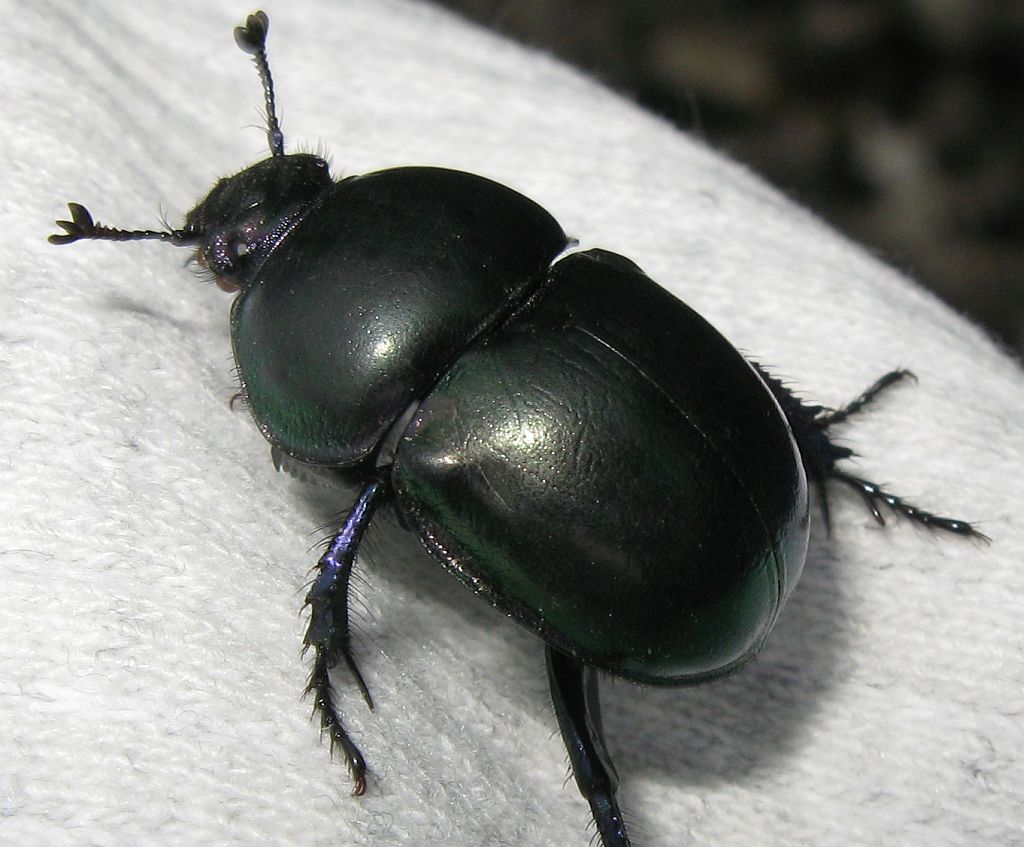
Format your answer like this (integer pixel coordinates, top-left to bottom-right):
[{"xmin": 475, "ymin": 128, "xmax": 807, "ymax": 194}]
[{"xmin": 4, "ymin": 2, "xmax": 1022, "ymax": 846}]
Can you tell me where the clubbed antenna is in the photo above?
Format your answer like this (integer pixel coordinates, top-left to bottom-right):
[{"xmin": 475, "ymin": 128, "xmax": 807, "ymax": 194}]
[
  {"xmin": 48, "ymin": 202, "xmax": 194, "ymax": 246},
  {"xmin": 234, "ymin": 11, "xmax": 285, "ymax": 158}
]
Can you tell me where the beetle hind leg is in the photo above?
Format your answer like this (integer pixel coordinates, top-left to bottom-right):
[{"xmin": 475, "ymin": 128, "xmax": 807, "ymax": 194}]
[
  {"xmin": 546, "ymin": 646, "xmax": 631, "ymax": 847},
  {"xmin": 303, "ymin": 479, "xmax": 389, "ymax": 795},
  {"xmin": 817, "ymin": 368, "xmax": 915, "ymax": 427},
  {"xmin": 758, "ymin": 365, "xmax": 987, "ymax": 540},
  {"xmin": 817, "ymin": 371, "xmax": 988, "ymax": 540},
  {"xmin": 829, "ymin": 468, "xmax": 989, "ymax": 540}
]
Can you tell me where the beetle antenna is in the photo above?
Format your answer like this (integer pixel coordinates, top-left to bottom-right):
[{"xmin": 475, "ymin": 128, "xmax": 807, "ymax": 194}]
[
  {"xmin": 234, "ymin": 11, "xmax": 285, "ymax": 158},
  {"xmin": 48, "ymin": 202, "xmax": 196, "ymax": 246}
]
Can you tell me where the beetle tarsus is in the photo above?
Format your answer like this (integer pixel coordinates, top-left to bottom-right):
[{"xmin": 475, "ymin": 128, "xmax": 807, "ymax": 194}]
[
  {"xmin": 818, "ymin": 372, "xmax": 988, "ymax": 540},
  {"xmin": 761, "ymin": 366, "xmax": 987, "ymax": 540},
  {"xmin": 303, "ymin": 479, "xmax": 388, "ymax": 792},
  {"xmin": 818, "ymin": 369, "xmax": 916, "ymax": 427},
  {"xmin": 547, "ymin": 646, "xmax": 631, "ymax": 847},
  {"xmin": 306, "ymin": 645, "xmax": 369, "ymax": 795},
  {"xmin": 830, "ymin": 469, "xmax": 990, "ymax": 541}
]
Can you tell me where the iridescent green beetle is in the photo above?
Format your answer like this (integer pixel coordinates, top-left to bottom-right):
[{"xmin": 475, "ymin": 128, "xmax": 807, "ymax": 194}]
[{"xmin": 50, "ymin": 12, "xmax": 985, "ymax": 846}]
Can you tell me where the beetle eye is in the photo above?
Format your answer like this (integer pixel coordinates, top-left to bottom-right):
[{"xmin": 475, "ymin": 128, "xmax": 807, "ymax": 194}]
[
  {"xmin": 222, "ymin": 236, "xmax": 250, "ymax": 268},
  {"xmin": 196, "ymin": 231, "xmax": 254, "ymax": 292}
]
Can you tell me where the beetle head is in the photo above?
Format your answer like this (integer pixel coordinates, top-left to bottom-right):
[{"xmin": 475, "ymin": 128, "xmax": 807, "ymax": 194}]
[
  {"xmin": 49, "ymin": 10, "xmax": 330, "ymax": 291},
  {"xmin": 185, "ymin": 154, "xmax": 331, "ymax": 291}
]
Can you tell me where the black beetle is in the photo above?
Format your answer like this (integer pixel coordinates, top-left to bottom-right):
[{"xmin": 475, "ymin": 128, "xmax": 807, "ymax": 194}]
[{"xmin": 50, "ymin": 12, "xmax": 986, "ymax": 847}]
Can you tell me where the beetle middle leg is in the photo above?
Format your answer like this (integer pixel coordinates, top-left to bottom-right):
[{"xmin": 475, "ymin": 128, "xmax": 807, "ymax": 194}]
[
  {"xmin": 546, "ymin": 646, "xmax": 631, "ymax": 847},
  {"xmin": 303, "ymin": 478, "xmax": 389, "ymax": 795}
]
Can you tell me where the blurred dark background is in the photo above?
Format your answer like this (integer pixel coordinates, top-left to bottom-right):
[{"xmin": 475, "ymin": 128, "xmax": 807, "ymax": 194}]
[{"xmin": 435, "ymin": 0, "xmax": 1024, "ymax": 357}]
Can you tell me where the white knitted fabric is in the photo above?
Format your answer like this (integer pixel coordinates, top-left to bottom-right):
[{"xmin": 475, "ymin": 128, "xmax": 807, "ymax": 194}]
[{"xmin": 4, "ymin": 2, "xmax": 1022, "ymax": 846}]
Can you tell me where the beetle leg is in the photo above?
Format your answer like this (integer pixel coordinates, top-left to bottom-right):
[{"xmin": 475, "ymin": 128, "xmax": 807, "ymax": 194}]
[
  {"xmin": 817, "ymin": 369, "xmax": 915, "ymax": 427},
  {"xmin": 303, "ymin": 478, "xmax": 389, "ymax": 795},
  {"xmin": 818, "ymin": 371, "xmax": 988, "ymax": 540},
  {"xmin": 546, "ymin": 646, "xmax": 631, "ymax": 847},
  {"xmin": 757, "ymin": 364, "xmax": 986, "ymax": 540},
  {"xmin": 829, "ymin": 469, "xmax": 990, "ymax": 540}
]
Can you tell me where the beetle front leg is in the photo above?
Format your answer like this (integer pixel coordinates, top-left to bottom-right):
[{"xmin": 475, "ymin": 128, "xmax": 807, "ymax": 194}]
[
  {"xmin": 546, "ymin": 646, "xmax": 631, "ymax": 847},
  {"xmin": 303, "ymin": 478, "xmax": 389, "ymax": 795}
]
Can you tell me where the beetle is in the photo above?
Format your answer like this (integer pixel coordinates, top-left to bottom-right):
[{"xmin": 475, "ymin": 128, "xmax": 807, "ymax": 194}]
[{"xmin": 49, "ymin": 11, "xmax": 986, "ymax": 847}]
